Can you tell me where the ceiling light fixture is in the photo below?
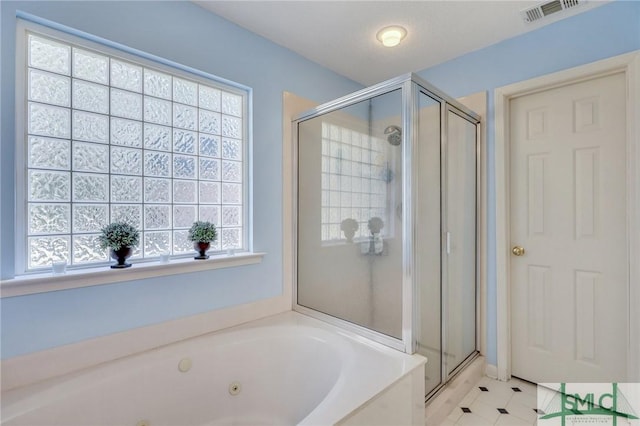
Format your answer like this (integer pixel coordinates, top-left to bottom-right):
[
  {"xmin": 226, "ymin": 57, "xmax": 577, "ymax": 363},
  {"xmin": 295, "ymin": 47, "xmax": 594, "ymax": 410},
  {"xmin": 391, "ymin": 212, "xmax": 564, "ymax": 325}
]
[{"xmin": 376, "ymin": 26, "xmax": 407, "ymax": 48}]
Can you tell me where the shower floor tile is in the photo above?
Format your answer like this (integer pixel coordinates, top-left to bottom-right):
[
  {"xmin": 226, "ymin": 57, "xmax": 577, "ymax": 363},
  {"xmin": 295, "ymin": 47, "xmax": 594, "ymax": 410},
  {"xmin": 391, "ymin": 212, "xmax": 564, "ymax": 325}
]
[{"xmin": 432, "ymin": 376, "xmax": 539, "ymax": 425}]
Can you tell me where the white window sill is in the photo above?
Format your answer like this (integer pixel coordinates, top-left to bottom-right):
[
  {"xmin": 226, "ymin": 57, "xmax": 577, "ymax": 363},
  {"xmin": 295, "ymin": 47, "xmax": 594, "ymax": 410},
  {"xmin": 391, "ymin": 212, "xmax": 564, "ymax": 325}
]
[{"xmin": 0, "ymin": 252, "xmax": 265, "ymax": 298}]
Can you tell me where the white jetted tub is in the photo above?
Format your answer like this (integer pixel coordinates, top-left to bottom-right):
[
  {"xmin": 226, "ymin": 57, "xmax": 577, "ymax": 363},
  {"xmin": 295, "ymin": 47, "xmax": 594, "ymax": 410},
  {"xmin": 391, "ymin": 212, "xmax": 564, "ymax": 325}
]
[{"xmin": 1, "ymin": 312, "xmax": 426, "ymax": 425}]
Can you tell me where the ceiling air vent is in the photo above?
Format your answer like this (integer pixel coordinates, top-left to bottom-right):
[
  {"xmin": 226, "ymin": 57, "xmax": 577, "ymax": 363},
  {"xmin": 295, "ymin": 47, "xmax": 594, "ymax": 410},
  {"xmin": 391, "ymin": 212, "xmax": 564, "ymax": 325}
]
[{"xmin": 521, "ymin": 0, "xmax": 584, "ymax": 23}]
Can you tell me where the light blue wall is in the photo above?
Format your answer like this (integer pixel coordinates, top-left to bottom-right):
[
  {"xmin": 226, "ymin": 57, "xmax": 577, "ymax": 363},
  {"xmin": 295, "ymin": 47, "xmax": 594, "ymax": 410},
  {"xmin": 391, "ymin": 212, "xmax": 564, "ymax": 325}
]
[
  {"xmin": 0, "ymin": 1, "xmax": 362, "ymax": 359},
  {"xmin": 415, "ymin": 0, "xmax": 640, "ymax": 365}
]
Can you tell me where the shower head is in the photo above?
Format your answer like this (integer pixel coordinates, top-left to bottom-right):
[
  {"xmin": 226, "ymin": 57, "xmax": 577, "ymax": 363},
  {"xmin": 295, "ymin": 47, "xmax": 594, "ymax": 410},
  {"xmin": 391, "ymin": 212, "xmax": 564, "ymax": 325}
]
[{"xmin": 384, "ymin": 125, "xmax": 402, "ymax": 146}]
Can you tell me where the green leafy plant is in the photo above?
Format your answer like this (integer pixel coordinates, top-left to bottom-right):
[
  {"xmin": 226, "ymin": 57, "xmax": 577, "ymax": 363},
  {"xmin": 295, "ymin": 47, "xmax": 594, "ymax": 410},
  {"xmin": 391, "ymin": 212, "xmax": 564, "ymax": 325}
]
[
  {"xmin": 98, "ymin": 222, "xmax": 140, "ymax": 251},
  {"xmin": 340, "ymin": 218, "xmax": 358, "ymax": 242},
  {"xmin": 340, "ymin": 218, "xmax": 358, "ymax": 233},
  {"xmin": 188, "ymin": 221, "xmax": 218, "ymax": 243}
]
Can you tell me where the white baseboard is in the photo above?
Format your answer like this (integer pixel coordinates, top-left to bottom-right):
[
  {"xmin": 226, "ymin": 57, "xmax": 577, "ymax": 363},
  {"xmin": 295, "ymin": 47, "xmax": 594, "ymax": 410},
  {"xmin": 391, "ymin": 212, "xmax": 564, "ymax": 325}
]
[{"xmin": 1, "ymin": 294, "xmax": 290, "ymax": 392}]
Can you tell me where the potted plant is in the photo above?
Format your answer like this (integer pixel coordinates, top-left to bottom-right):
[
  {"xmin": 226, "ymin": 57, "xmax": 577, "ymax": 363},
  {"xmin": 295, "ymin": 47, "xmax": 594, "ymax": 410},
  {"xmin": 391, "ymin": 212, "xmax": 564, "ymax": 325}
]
[
  {"xmin": 340, "ymin": 218, "xmax": 358, "ymax": 243},
  {"xmin": 99, "ymin": 222, "xmax": 140, "ymax": 269},
  {"xmin": 188, "ymin": 221, "xmax": 217, "ymax": 259}
]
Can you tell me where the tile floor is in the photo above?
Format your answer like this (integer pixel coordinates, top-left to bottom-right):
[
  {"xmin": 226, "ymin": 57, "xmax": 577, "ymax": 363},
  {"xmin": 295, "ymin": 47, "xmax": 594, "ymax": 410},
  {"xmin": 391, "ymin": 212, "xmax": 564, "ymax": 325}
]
[{"xmin": 438, "ymin": 376, "xmax": 539, "ymax": 425}]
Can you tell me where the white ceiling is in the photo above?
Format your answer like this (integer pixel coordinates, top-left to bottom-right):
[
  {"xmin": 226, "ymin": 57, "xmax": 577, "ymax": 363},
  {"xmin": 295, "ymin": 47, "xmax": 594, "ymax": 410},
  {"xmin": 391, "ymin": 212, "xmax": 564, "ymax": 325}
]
[{"xmin": 195, "ymin": 0, "xmax": 608, "ymax": 86}]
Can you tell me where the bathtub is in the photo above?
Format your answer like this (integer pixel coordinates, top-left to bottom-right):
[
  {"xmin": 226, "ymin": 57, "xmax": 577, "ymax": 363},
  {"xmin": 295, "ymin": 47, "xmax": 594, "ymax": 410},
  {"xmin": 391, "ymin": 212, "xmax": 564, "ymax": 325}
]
[{"xmin": 1, "ymin": 312, "xmax": 426, "ymax": 425}]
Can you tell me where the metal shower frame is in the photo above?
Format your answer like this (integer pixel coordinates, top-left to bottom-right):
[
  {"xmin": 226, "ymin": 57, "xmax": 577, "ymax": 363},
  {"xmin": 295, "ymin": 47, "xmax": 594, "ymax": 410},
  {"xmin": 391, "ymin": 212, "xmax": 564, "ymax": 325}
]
[{"xmin": 292, "ymin": 73, "xmax": 481, "ymax": 358}]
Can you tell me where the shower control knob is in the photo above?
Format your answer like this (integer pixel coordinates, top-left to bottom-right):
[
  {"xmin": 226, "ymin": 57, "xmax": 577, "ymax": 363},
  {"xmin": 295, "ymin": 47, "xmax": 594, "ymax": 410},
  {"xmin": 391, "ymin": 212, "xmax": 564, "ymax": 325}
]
[{"xmin": 512, "ymin": 246, "xmax": 525, "ymax": 256}]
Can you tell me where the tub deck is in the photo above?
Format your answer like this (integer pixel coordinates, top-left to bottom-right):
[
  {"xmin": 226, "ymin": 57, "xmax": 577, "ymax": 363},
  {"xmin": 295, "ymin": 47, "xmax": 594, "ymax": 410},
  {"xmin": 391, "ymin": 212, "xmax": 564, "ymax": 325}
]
[{"xmin": 2, "ymin": 312, "xmax": 426, "ymax": 425}]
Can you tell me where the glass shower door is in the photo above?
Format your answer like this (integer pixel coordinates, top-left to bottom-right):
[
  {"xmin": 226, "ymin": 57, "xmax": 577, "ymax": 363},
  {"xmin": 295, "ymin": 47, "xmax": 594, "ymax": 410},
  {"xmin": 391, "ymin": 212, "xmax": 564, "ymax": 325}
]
[
  {"xmin": 415, "ymin": 96, "xmax": 478, "ymax": 396},
  {"xmin": 444, "ymin": 107, "xmax": 478, "ymax": 376}
]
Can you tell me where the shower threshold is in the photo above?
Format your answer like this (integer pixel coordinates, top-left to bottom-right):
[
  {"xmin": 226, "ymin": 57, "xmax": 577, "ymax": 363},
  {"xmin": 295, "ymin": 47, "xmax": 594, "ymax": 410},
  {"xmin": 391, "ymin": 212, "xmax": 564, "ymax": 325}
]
[{"xmin": 424, "ymin": 354, "xmax": 485, "ymax": 425}]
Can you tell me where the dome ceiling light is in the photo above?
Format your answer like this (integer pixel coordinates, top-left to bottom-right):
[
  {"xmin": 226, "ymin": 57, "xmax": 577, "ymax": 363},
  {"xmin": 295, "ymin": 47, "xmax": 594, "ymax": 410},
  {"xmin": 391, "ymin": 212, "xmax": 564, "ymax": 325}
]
[{"xmin": 376, "ymin": 26, "xmax": 407, "ymax": 48}]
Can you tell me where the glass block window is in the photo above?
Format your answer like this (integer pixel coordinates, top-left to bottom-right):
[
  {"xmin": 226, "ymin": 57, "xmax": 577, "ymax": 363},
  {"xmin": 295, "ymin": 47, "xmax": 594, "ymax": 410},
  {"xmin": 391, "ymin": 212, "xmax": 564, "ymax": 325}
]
[
  {"xmin": 21, "ymin": 31, "xmax": 248, "ymax": 272},
  {"xmin": 321, "ymin": 122, "xmax": 389, "ymax": 242}
]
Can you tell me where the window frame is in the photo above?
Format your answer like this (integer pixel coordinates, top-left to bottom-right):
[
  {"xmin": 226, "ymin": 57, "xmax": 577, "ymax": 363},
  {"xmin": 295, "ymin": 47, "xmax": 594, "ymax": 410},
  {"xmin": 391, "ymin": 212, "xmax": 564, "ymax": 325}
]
[
  {"xmin": 319, "ymin": 120, "xmax": 395, "ymax": 244},
  {"xmin": 14, "ymin": 18, "xmax": 253, "ymax": 276}
]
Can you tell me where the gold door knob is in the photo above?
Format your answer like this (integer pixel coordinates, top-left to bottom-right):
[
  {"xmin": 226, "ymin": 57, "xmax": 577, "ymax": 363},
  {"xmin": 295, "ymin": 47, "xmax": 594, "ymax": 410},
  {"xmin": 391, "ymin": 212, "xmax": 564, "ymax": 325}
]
[{"xmin": 512, "ymin": 246, "xmax": 525, "ymax": 256}]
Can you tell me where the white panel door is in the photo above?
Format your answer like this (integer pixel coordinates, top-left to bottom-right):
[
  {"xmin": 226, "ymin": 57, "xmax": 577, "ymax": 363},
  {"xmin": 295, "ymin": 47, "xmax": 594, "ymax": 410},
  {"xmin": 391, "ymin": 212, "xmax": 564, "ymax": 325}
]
[{"xmin": 510, "ymin": 72, "xmax": 628, "ymax": 383}]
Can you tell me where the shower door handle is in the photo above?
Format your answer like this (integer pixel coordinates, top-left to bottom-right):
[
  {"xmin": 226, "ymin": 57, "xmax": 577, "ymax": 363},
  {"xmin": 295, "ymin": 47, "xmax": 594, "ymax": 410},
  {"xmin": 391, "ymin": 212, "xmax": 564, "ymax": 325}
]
[{"xmin": 446, "ymin": 232, "xmax": 451, "ymax": 254}]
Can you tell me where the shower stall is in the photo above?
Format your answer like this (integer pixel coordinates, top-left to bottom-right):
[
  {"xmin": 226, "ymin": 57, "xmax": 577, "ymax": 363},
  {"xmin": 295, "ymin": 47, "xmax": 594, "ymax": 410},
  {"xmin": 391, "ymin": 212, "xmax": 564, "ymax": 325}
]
[{"xmin": 293, "ymin": 73, "xmax": 480, "ymax": 398}]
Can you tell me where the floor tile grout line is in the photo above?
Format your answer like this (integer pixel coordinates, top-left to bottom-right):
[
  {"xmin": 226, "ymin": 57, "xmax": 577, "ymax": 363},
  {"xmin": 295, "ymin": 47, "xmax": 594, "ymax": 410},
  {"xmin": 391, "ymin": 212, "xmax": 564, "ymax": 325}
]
[{"xmin": 450, "ymin": 380, "xmax": 539, "ymax": 426}]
